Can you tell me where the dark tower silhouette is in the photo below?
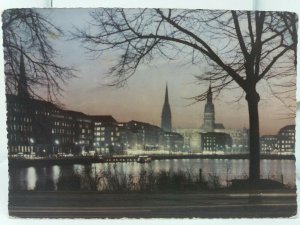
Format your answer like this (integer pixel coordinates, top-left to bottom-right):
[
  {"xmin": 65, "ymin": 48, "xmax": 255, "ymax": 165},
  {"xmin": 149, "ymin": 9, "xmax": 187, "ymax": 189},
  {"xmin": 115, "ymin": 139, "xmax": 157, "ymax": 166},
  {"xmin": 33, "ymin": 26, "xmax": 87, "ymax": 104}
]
[
  {"xmin": 161, "ymin": 83, "xmax": 172, "ymax": 132},
  {"xmin": 202, "ymin": 84, "xmax": 215, "ymax": 132},
  {"xmin": 17, "ymin": 47, "xmax": 30, "ymax": 98}
]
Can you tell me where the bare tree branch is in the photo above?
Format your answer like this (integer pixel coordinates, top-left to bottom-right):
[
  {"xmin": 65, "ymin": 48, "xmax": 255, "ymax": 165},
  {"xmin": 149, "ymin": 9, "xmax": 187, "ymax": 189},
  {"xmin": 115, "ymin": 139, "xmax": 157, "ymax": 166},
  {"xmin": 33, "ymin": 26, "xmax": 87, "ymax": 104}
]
[{"xmin": 2, "ymin": 9, "xmax": 75, "ymax": 103}]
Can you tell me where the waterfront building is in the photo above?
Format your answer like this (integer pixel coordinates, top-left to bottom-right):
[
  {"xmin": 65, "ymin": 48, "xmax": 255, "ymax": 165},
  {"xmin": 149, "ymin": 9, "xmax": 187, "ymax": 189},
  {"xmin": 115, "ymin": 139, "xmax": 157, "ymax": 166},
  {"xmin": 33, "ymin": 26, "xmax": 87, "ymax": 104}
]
[
  {"xmin": 161, "ymin": 84, "xmax": 172, "ymax": 132},
  {"xmin": 51, "ymin": 109, "xmax": 77, "ymax": 155},
  {"xmin": 219, "ymin": 128, "xmax": 249, "ymax": 153},
  {"xmin": 7, "ymin": 95, "xmax": 54, "ymax": 156},
  {"xmin": 201, "ymin": 132, "xmax": 232, "ymax": 153},
  {"xmin": 163, "ymin": 132, "xmax": 184, "ymax": 151},
  {"xmin": 197, "ymin": 85, "xmax": 248, "ymax": 153},
  {"xmin": 277, "ymin": 125, "xmax": 295, "ymax": 154},
  {"xmin": 92, "ymin": 115, "xmax": 121, "ymax": 155},
  {"xmin": 258, "ymin": 125, "xmax": 295, "ymax": 155},
  {"xmin": 66, "ymin": 111, "xmax": 93, "ymax": 155},
  {"xmin": 260, "ymin": 135, "xmax": 278, "ymax": 154},
  {"xmin": 124, "ymin": 120, "xmax": 164, "ymax": 150},
  {"xmin": 189, "ymin": 132, "xmax": 202, "ymax": 153},
  {"xmin": 174, "ymin": 128, "xmax": 201, "ymax": 152}
]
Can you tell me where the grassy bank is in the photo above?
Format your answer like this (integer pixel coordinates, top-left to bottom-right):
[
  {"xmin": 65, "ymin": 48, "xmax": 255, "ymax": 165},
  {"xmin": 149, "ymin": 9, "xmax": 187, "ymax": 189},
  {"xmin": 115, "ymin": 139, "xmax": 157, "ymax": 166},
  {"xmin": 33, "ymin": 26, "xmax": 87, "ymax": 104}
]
[{"xmin": 10, "ymin": 164, "xmax": 293, "ymax": 193}]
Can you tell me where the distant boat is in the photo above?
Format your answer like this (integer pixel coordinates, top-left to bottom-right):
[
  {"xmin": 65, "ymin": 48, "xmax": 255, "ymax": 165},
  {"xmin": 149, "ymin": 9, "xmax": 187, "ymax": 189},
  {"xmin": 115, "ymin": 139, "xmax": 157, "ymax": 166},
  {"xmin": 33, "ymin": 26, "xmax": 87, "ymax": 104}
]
[
  {"xmin": 136, "ymin": 155, "xmax": 151, "ymax": 163},
  {"xmin": 96, "ymin": 155, "xmax": 106, "ymax": 162}
]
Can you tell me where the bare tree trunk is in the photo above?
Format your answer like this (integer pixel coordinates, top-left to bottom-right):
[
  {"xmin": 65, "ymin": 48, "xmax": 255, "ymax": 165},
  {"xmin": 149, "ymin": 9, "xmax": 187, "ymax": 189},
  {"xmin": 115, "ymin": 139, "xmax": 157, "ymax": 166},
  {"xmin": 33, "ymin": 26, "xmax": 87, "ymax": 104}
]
[{"xmin": 246, "ymin": 90, "xmax": 260, "ymax": 182}]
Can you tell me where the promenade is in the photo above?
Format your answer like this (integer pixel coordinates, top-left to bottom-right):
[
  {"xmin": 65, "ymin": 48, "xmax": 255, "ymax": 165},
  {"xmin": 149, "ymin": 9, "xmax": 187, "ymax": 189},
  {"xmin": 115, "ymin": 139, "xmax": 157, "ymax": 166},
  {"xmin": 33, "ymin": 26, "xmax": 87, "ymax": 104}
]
[{"xmin": 9, "ymin": 190, "xmax": 297, "ymax": 218}]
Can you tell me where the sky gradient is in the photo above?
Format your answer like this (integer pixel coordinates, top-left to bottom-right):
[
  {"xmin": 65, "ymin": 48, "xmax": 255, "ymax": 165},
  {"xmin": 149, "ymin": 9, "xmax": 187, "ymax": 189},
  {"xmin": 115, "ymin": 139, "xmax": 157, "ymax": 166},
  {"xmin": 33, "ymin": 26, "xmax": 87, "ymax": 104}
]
[{"xmin": 34, "ymin": 9, "xmax": 296, "ymax": 135}]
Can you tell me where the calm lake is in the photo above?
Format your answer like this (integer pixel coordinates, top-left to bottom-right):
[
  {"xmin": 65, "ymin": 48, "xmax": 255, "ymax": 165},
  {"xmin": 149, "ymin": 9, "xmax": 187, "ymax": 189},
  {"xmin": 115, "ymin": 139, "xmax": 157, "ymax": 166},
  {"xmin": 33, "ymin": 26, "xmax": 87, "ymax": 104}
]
[{"xmin": 9, "ymin": 159, "xmax": 296, "ymax": 190}]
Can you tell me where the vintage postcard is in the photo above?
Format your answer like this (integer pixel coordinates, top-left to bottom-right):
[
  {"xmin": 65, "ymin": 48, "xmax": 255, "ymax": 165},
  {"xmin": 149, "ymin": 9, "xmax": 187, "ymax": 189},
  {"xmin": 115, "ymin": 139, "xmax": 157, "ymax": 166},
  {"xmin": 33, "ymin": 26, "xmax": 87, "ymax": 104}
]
[{"xmin": 2, "ymin": 8, "xmax": 297, "ymax": 218}]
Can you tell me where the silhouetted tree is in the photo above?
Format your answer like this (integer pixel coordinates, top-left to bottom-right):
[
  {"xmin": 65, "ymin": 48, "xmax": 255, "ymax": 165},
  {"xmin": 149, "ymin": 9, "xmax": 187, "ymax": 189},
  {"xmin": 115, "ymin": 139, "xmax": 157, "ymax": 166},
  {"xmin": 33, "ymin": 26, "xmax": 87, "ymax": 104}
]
[
  {"xmin": 74, "ymin": 9, "xmax": 297, "ymax": 182},
  {"xmin": 2, "ymin": 9, "xmax": 74, "ymax": 102}
]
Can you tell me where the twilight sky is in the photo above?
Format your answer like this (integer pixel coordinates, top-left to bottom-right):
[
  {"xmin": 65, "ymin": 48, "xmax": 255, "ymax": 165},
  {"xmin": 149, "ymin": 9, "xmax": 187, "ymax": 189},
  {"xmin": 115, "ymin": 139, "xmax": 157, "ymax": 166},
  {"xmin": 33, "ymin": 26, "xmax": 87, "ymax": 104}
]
[{"xmin": 35, "ymin": 9, "xmax": 295, "ymax": 135}]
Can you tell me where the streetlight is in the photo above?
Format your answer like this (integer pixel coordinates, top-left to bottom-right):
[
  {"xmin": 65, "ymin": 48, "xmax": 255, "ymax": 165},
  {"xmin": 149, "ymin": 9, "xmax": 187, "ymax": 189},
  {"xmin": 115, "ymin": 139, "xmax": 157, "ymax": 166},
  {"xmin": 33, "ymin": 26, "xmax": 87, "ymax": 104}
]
[
  {"xmin": 74, "ymin": 141, "xmax": 79, "ymax": 156},
  {"xmin": 93, "ymin": 142, "xmax": 98, "ymax": 156},
  {"xmin": 54, "ymin": 139, "xmax": 60, "ymax": 156},
  {"xmin": 29, "ymin": 138, "xmax": 35, "ymax": 157}
]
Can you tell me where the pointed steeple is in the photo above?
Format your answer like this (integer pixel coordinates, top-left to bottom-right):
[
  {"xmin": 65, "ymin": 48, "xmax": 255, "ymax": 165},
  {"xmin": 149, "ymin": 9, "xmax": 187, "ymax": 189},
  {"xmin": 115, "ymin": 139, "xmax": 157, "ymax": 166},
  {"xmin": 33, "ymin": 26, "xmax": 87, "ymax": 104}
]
[
  {"xmin": 202, "ymin": 82, "xmax": 215, "ymax": 132},
  {"xmin": 207, "ymin": 82, "xmax": 212, "ymax": 104},
  {"xmin": 17, "ymin": 46, "xmax": 30, "ymax": 98},
  {"xmin": 161, "ymin": 83, "xmax": 172, "ymax": 132},
  {"xmin": 164, "ymin": 83, "xmax": 169, "ymax": 104}
]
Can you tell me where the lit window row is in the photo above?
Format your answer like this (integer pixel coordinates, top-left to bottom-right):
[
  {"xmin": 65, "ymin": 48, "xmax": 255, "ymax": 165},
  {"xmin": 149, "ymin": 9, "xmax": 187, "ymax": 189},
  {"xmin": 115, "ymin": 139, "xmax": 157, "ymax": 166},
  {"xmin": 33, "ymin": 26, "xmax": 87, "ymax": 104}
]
[{"xmin": 10, "ymin": 124, "xmax": 32, "ymax": 132}]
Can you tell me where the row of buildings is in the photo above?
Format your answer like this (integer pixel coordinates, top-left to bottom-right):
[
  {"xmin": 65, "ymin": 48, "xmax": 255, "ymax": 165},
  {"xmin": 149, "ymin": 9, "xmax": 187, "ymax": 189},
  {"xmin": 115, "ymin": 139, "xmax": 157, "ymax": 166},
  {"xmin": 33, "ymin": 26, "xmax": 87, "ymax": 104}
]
[
  {"xmin": 7, "ymin": 95, "xmax": 187, "ymax": 156},
  {"xmin": 7, "ymin": 51, "xmax": 296, "ymax": 156},
  {"xmin": 7, "ymin": 91, "xmax": 188, "ymax": 156}
]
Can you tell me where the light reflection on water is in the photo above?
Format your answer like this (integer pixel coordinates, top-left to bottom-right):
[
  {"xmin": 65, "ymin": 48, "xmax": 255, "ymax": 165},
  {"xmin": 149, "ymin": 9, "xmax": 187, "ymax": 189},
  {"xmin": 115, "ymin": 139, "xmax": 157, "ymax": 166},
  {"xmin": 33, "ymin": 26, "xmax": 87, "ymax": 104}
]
[
  {"xmin": 9, "ymin": 159, "xmax": 296, "ymax": 190},
  {"xmin": 26, "ymin": 167, "xmax": 37, "ymax": 190},
  {"xmin": 52, "ymin": 165, "xmax": 60, "ymax": 189}
]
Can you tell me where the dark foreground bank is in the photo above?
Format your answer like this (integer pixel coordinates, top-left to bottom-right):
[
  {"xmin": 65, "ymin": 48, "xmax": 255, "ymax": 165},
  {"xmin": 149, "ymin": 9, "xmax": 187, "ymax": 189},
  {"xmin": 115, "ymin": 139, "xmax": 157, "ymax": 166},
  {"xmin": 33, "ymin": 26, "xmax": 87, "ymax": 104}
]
[{"xmin": 9, "ymin": 190, "xmax": 297, "ymax": 218}]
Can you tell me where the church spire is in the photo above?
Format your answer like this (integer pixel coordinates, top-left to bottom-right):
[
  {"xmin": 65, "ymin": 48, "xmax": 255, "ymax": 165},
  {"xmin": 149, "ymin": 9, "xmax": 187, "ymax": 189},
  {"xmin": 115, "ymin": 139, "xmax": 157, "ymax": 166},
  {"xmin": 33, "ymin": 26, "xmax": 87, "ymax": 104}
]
[
  {"xmin": 17, "ymin": 46, "xmax": 30, "ymax": 98},
  {"xmin": 164, "ymin": 83, "xmax": 169, "ymax": 104},
  {"xmin": 207, "ymin": 82, "xmax": 212, "ymax": 104},
  {"xmin": 202, "ymin": 82, "xmax": 215, "ymax": 132},
  {"xmin": 161, "ymin": 83, "xmax": 172, "ymax": 132}
]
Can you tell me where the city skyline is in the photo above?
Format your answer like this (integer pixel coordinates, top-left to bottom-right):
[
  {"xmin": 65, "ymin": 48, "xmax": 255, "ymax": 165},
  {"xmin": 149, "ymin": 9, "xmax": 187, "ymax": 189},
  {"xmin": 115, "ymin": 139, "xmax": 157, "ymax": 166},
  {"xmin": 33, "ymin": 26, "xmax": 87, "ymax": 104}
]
[
  {"xmin": 8, "ymin": 9, "xmax": 296, "ymax": 136},
  {"xmin": 56, "ymin": 80, "xmax": 293, "ymax": 136}
]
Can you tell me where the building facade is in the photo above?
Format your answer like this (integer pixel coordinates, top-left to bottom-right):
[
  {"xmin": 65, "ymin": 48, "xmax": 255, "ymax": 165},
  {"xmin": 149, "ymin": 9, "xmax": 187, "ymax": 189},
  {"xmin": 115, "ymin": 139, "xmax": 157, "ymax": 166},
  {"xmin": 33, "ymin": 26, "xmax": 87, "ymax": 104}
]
[
  {"xmin": 277, "ymin": 125, "xmax": 295, "ymax": 154},
  {"xmin": 124, "ymin": 120, "xmax": 164, "ymax": 151},
  {"xmin": 260, "ymin": 135, "xmax": 278, "ymax": 154},
  {"xmin": 201, "ymin": 132, "xmax": 232, "ymax": 153},
  {"xmin": 220, "ymin": 128, "xmax": 249, "ymax": 153},
  {"xmin": 258, "ymin": 125, "xmax": 295, "ymax": 155},
  {"xmin": 163, "ymin": 132, "xmax": 184, "ymax": 152}
]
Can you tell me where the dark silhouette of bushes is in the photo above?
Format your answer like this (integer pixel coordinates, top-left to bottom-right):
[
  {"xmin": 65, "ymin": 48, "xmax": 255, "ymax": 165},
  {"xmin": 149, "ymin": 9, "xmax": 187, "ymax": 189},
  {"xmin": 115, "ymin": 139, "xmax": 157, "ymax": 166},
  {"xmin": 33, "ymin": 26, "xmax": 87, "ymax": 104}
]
[
  {"xmin": 29, "ymin": 167, "xmax": 211, "ymax": 192},
  {"xmin": 14, "ymin": 166, "xmax": 291, "ymax": 193},
  {"xmin": 34, "ymin": 179, "xmax": 55, "ymax": 191},
  {"xmin": 56, "ymin": 173, "xmax": 81, "ymax": 191}
]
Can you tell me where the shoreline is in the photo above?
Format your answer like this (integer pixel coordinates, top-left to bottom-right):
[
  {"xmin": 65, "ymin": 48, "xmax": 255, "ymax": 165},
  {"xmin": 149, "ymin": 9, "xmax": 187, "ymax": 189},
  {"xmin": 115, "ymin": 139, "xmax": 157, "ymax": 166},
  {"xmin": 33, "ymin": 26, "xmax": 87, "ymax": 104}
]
[{"xmin": 8, "ymin": 154, "xmax": 296, "ymax": 167}]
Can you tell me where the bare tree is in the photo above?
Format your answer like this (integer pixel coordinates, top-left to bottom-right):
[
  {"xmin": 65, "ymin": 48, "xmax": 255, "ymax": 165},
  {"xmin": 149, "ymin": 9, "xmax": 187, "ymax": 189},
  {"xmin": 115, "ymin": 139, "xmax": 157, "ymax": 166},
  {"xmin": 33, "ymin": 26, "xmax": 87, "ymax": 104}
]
[
  {"xmin": 268, "ymin": 12, "xmax": 298, "ymax": 66},
  {"xmin": 2, "ymin": 9, "xmax": 74, "ymax": 102},
  {"xmin": 74, "ymin": 9, "xmax": 297, "ymax": 182}
]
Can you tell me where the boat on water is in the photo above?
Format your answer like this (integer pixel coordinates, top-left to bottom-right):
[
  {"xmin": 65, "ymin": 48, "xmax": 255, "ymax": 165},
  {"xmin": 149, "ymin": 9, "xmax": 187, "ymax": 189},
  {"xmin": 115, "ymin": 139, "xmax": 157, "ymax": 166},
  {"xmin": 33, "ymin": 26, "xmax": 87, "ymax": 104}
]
[{"xmin": 136, "ymin": 155, "xmax": 151, "ymax": 163}]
